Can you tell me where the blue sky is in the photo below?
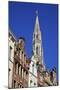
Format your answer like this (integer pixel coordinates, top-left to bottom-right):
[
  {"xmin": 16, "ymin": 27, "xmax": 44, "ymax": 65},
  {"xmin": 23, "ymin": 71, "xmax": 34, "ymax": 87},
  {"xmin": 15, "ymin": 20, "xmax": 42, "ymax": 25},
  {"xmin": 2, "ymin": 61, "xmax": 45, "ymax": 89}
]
[{"xmin": 9, "ymin": 1, "xmax": 58, "ymax": 80}]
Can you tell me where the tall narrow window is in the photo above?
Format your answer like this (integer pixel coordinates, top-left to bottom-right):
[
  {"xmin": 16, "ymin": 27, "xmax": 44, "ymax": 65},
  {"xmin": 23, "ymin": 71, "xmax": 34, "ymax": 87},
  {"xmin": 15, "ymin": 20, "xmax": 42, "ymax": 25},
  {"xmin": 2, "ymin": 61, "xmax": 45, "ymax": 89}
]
[
  {"xmin": 22, "ymin": 51, "xmax": 23, "ymax": 60},
  {"xmin": 24, "ymin": 55, "xmax": 26, "ymax": 64},
  {"xmin": 21, "ymin": 67, "xmax": 22, "ymax": 78},
  {"xmin": 36, "ymin": 34, "xmax": 38, "ymax": 39},
  {"xmin": 9, "ymin": 46, "xmax": 12, "ymax": 59},
  {"xmin": 20, "ymin": 50, "xmax": 21, "ymax": 59},
  {"xmin": 18, "ymin": 84, "xmax": 20, "ymax": 88},
  {"xmin": 18, "ymin": 64, "xmax": 20, "ymax": 75},
  {"xmin": 9, "ymin": 68, "xmax": 11, "ymax": 76},
  {"xmin": 14, "ymin": 80, "xmax": 16, "ymax": 88},
  {"xmin": 34, "ymin": 82, "xmax": 36, "ymax": 86},
  {"xmin": 36, "ymin": 47, "xmax": 38, "ymax": 55},
  {"xmin": 32, "ymin": 64, "xmax": 34, "ymax": 73},
  {"xmin": 18, "ymin": 48, "xmax": 21, "ymax": 59},
  {"xmin": 15, "ymin": 62, "xmax": 17, "ymax": 74},
  {"xmin": 18, "ymin": 48, "xmax": 20, "ymax": 57}
]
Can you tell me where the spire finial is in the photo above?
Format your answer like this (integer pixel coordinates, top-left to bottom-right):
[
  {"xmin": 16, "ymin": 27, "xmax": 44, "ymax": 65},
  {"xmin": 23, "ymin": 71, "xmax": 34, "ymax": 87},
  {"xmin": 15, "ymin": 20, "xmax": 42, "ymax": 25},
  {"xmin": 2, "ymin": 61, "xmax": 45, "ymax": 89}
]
[{"xmin": 36, "ymin": 10, "xmax": 38, "ymax": 16}]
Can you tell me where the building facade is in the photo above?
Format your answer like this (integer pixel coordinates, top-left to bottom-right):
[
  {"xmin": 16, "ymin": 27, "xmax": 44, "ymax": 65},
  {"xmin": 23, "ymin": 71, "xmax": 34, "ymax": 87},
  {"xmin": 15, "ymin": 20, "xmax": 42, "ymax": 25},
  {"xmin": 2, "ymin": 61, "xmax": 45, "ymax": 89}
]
[
  {"xmin": 8, "ymin": 31, "xmax": 16, "ymax": 88},
  {"xmin": 8, "ymin": 32, "xmax": 30, "ymax": 88},
  {"xmin": 12, "ymin": 37, "xmax": 30, "ymax": 88}
]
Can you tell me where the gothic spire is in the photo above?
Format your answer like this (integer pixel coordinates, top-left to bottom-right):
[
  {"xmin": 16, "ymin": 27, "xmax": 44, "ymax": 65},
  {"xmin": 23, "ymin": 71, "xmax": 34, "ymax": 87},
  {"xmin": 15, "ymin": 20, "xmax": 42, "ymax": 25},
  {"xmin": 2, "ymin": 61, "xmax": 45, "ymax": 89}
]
[
  {"xmin": 34, "ymin": 10, "xmax": 41, "ymax": 36},
  {"xmin": 32, "ymin": 10, "xmax": 44, "ymax": 65}
]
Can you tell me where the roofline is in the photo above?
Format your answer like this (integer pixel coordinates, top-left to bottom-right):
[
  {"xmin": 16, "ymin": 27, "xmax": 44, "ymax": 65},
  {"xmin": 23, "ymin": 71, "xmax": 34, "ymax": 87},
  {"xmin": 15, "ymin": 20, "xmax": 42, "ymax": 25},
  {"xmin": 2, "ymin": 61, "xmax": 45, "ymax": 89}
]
[{"xmin": 9, "ymin": 29, "xmax": 17, "ymax": 41}]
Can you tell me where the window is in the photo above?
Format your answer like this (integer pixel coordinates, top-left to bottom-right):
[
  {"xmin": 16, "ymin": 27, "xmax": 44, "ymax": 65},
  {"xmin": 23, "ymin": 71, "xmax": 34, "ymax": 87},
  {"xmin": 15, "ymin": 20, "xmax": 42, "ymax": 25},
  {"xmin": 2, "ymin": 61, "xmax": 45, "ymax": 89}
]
[
  {"xmin": 20, "ymin": 85, "xmax": 22, "ymax": 88},
  {"xmin": 36, "ymin": 34, "xmax": 38, "ymax": 39},
  {"xmin": 30, "ymin": 80, "xmax": 32, "ymax": 83},
  {"xmin": 24, "ymin": 70, "xmax": 25, "ymax": 79},
  {"xmin": 8, "ymin": 68, "xmax": 11, "ymax": 76},
  {"xmin": 9, "ymin": 46, "xmax": 12, "ymax": 59},
  {"xmin": 14, "ymin": 80, "xmax": 16, "ymax": 88},
  {"xmin": 32, "ymin": 64, "xmax": 34, "ymax": 73},
  {"xmin": 21, "ymin": 67, "xmax": 22, "ymax": 78},
  {"xmin": 32, "ymin": 64, "xmax": 34, "ymax": 67},
  {"xmin": 24, "ymin": 55, "xmax": 26, "ymax": 63},
  {"xmin": 23, "ymin": 53, "xmax": 24, "ymax": 61},
  {"xmin": 34, "ymin": 83, "xmax": 36, "ymax": 86},
  {"xmin": 18, "ymin": 64, "xmax": 20, "ymax": 75},
  {"xmin": 21, "ymin": 51, "xmax": 23, "ymax": 60},
  {"xmin": 15, "ymin": 62, "xmax": 17, "ymax": 73},
  {"xmin": 18, "ymin": 48, "xmax": 22, "ymax": 60},
  {"xmin": 18, "ymin": 48, "xmax": 20, "ymax": 57},
  {"xmin": 30, "ymin": 80, "xmax": 33, "ymax": 86},
  {"xmin": 18, "ymin": 84, "xmax": 20, "ymax": 88},
  {"xmin": 36, "ymin": 47, "xmax": 38, "ymax": 55},
  {"xmin": 9, "ymin": 68, "xmax": 11, "ymax": 72},
  {"xmin": 26, "ymin": 71, "xmax": 28, "ymax": 80},
  {"xmin": 24, "ymin": 55, "xmax": 26, "ymax": 64}
]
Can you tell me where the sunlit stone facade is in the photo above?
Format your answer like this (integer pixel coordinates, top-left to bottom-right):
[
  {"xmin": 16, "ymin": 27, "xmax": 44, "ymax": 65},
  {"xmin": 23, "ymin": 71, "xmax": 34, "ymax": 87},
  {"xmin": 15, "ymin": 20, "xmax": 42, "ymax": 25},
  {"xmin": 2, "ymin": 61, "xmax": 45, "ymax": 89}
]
[{"xmin": 8, "ymin": 30, "xmax": 16, "ymax": 88}]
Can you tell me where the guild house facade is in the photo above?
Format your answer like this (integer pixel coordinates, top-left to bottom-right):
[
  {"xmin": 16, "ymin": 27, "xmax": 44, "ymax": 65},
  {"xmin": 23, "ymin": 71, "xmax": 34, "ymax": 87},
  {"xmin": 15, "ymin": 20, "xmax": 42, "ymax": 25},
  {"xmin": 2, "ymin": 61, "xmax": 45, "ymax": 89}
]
[{"xmin": 8, "ymin": 13, "xmax": 58, "ymax": 88}]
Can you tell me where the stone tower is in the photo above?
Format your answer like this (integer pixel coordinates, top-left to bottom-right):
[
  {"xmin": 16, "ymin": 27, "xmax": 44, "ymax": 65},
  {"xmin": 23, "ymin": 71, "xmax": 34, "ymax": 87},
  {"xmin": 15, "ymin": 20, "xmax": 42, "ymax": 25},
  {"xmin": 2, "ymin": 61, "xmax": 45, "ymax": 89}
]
[
  {"xmin": 29, "ymin": 11, "xmax": 45, "ymax": 87},
  {"xmin": 32, "ymin": 12, "xmax": 44, "ymax": 65}
]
